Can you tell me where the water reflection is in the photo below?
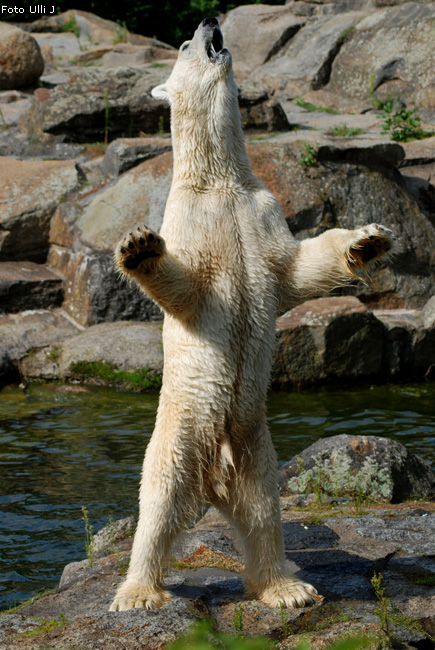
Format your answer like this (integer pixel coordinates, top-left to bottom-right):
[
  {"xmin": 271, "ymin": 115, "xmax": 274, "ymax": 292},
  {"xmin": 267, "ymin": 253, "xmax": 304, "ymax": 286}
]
[{"xmin": 0, "ymin": 382, "xmax": 434, "ymax": 610}]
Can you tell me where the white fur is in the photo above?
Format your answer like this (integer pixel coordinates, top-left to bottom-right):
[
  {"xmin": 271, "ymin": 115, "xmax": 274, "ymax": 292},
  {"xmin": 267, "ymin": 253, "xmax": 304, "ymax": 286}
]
[{"xmin": 110, "ymin": 20, "xmax": 394, "ymax": 612}]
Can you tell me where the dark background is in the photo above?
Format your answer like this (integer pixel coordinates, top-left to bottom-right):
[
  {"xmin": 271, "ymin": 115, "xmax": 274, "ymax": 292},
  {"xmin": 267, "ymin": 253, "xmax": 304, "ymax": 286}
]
[{"xmin": 2, "ymin": 0, "xmax": 285, "ymax": 47}]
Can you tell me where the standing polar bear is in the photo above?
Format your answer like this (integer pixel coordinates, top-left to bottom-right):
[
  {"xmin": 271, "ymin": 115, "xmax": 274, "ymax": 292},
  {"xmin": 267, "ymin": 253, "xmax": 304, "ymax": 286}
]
[{"xmin": 111, "ymin": 18, "xmax": 394, "ymax": 611}]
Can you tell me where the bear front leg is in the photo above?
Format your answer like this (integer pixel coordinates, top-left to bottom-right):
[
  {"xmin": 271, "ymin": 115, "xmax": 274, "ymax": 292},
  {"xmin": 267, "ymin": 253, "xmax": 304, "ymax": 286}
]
[
  {"xmin": 286, "ymin": 223, "xmax": 395, "ymax": 306},
  {"xmin": 114, "ymin": 225, "xmax": 199, "ymax": 317},
  {"xmin": 347, "ymin": 223, "xmax": 394, "ymax": 268}
]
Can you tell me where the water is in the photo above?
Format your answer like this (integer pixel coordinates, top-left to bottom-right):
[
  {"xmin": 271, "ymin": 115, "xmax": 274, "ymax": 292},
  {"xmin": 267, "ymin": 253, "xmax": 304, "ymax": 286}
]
[{"xmin": 0, "ymin": 382, "xmax": 434, "ymax": 610}]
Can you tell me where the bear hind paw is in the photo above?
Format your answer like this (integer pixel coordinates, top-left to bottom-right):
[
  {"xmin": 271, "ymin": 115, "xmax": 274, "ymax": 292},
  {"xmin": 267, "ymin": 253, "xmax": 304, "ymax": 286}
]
[
  {"xmin": 249, "ymin": 577, "xmax": 318, "ymax": 609},
  {"xmin": 109, "ymin": 582, "xmax": 171, "ymax": 611}
]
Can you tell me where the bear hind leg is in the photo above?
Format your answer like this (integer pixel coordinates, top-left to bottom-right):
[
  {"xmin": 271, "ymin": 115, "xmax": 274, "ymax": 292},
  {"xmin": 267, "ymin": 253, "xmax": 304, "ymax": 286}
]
[{"xmin": 212, "ymin": 431, "xmax": 317, "ymax": 609}]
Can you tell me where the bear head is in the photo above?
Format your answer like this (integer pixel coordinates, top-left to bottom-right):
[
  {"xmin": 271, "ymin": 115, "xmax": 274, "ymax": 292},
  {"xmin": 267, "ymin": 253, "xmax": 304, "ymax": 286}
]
[{"xmin": 151, "ymin": 17, "xmax": 233, "ymax": 112}]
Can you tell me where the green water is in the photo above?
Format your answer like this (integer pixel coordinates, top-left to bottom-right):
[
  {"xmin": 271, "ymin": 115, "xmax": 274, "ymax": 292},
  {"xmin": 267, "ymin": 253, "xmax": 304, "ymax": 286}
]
[{"xmin": 0, "ymin": 382, "xmax": 434, "ymax": 611}]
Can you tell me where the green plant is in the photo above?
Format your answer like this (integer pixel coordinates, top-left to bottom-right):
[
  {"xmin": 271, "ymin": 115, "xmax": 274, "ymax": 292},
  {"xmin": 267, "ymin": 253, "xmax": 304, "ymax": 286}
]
[
  {"xmin": 113, "ymin": 21, "xmax": 129, "ymax": 44},
  {"xmin": 103, "ymin": 89, "xmax": 110, "ymax": 144},
  {"xmin": 279, "ymin": 601, "xmax": 292, "ymax": 638},
  {"xmin": 167, "ymin": 619, "xmax": 274, "ymax": 650},
  {"xmin": 47, "ymin": 344, "xmax": 62, "ymax": 362},
  {"xmin": 327, "ymin": 123, "xmax": 365, "ymax": 137},
  {"xmin": 295, "ymin": 96, "xmax": 339, "ymax": 114},
  {"xmin": 371, "ymin": 573, "xmax": 391, "ymax": 641},
  {"xmin": 62, "ymin": 15, "xmax": 79, "ymax": 38},
  {"xmin": 167, "ymin": 619, "xmax": 374, "ymax": 650},
  {"xmin": 69, "ymin": 360, "xmax": 162, "ymax": 392},
  {"xmin": 300, "ymin": 142, "xmax": 317, "ymax": 167},
  {"xmin": 107, "ymin": 516, "xmax": 130, "ymax": 574},
  {"xmin": 158, "ymin": 115, "xmax": 165, "ymax": 134},
  {"xmin": 233, "ymin": 603, "xmax": 244, "ymax": 636},
  {"xmin": 81, "ymin": 506, "xmax": 95, "ymax": 567},
  {"xmin": 371, "ymin": 572, "xmax": 433, "ymax": 645},
  {"xmin": 0, "ymin": 106, "xmax": 8, "ymax": 130},
  {"xmin": 18, "ymin": 613, "xmax": 68, "ymax": 638},
  {"xmin": 378, "ymin": 98, "xmax": 435, "ymax": 142},
  {"xmin": 337, "ymin": 25, "xmax": 355, "ymax": 45}
]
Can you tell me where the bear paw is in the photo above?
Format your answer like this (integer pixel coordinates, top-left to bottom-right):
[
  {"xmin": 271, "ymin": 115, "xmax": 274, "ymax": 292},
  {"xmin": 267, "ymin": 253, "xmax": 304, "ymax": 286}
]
[
  {"xmin": 349, "ymin": 223, "xmax": 395, "ymax": 267},
  {"xmin": 115, "ymin": 225, "xmax": 165, "ymax": 276},
  {"xmin": 109, "ymin": 581, "xmax": 172, "ymax": 611},
  {"xmin": 249, "ymin": 577, "xmax": 318, "ymax": 609}
]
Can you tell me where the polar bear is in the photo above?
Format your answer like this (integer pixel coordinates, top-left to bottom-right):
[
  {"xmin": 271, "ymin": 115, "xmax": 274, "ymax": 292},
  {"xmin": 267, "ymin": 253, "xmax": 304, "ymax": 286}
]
[{"xmin": 110, "ymin": 18, "xmax": 394, "ymax": 612}]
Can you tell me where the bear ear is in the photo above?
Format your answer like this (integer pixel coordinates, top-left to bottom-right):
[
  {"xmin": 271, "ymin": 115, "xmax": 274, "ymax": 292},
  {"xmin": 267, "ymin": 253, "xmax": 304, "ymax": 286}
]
[{"xmin": 151, "ymin": 84, "xmax": 170, "ymax": 103}]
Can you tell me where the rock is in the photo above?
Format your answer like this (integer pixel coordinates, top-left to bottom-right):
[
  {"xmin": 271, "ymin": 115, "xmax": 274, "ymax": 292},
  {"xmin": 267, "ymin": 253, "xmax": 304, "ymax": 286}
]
[
  {"xmin": 33, "ymin": 32, "xmax": 81, "ymax": 60},
  {"xmin": 373, "ymin": 307, "xmax": 419, "ymax": 377},
  {"xmin": 0, "ymin": 91, "xmax": 33, "ymax": 128},
  {"xmin": 20, "ymin": 320, "xmax": 164, "ymax": 386},
  {"xmin": 5, "ymin": 497, "xmax": 435, "ymax": 649},
  {"xmin": 93, "ymin": 516, "xmax": 136, "ymax": 558},
  {"xmin": 56, "ymin": 10, "xmax": 174, "ymax": 50},
  {"xmin": 0, "ymin": 23, "xmax": 44, "ymax": 90},
  {"xmin": 278, "ymin": 434, "xmax": 435, "ymax": 502},
  {"xmin": 99, "ymin": 43, "xmax": 177, "ymax": 68},
  {"xmin": 0, "ymin": 309, "xmax": 80, "ymax": 385},
  {"xmin": 47, "ymin": 152, "xmax": 172, "ymax": 326},
  {"xmin": 253, "ymin": 10, "xmax": 368, "ymax": 93},
  {"xmin": 327, "ymin": 3, "xmax": 435, "ymax": 109},
  {"xmin": 101, "ymin": 136, "xmax": 172, "ymax": 177},
  {"xmin": 0, "ymin": 261, "xmax": 63, "ymax": 313},
  {"xmin": 0, "ymin": 157, "xmax": 79, "ymax": 262},
  {"xmin": 222, "ymin": 5, "xmax": 307, "ymax": 76},
  {"xmin": 21, "ymin": 65, "xmax": 173, "ymax": 142},
  {"xmin": 413, "ymin": 295, "xmax": 435, "ymax": 378},
  {"xmin": 273, "ymin": 296, "xmax": 387, "ymax": 387}
]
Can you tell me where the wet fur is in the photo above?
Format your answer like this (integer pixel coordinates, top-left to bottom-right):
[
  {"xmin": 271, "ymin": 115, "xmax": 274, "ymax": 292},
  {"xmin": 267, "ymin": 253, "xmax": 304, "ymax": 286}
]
[{"xmin": 110, "ymin": 19, "xmax": 394, "ymax": 612}]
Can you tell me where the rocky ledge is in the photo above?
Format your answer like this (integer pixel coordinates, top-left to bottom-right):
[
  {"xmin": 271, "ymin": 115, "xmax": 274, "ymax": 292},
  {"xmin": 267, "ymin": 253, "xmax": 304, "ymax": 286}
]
[
  {"xmin": 1, "ymin": 435, "xmax": 434, "ymax": 650},
  {"xmin": 0, "ymin": 436, "xmax": 435, "ymax": 650}
]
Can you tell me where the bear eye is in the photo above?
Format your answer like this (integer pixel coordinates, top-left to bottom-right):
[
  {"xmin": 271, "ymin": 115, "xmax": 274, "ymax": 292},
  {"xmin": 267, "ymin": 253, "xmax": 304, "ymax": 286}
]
[{"xmin": 180, "ymin": 41, "xmax": 190, "ymax": 52}]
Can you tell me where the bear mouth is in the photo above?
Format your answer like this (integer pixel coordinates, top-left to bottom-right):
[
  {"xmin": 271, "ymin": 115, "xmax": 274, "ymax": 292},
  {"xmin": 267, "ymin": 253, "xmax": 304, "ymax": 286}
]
[{"xmin": 207, "ymin": 27, "xmax": 224, "ymax": 63}]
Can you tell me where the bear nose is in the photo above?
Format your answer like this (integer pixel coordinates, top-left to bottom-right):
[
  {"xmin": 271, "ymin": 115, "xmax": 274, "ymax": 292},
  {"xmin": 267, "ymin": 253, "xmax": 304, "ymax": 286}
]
[{"xmin": 201, "ymin": 17, "xmax": 219, "ymax": 27}]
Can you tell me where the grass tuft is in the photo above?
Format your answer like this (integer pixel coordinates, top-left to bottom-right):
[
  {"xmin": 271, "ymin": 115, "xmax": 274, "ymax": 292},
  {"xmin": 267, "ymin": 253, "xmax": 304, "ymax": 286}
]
[{"xmin": 69, "ymin": 361, "xmax": 162, "ymax": 391}]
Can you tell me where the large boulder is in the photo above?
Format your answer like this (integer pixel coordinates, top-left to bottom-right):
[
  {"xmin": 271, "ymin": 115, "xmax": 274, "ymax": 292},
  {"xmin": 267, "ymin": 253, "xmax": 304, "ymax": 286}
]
[
  {"xmin": 273, "ymin": 296, "xmax": 387, "ymax": 387},
  {"xmin": 0, "ymin": 23, "xmax": 44, "ymax": 90},
  {"xmin": 20, "ymin": 321, "xmax": 164, "ymax": 387},
  {"xmin": 251, "ymin": 10, "xmax": 369, "ymax": 94},
  {"xmin": 21, "ymin": 65, "xmax": 173, "ymax": 142},
  {"xmin": 0, "ymin": 157, "xmax": 79, "ymax": 262},
  {"xmin": 47, "ymin": 151, "xmax": 172, "ymax": 326},
  {"xmin": 278, "ymin": 434, "xmax": 435, "ymax": 503},
  {"xmin": 0, "ymin": 309, "xmax": 80, "ymax": 385},
  {"xmin": 29, "ymin": 10, "xmax": 175, "ymax": 50},
  {"xmin": 222, "ymin": 5, "xmax": 307, "ymax": 77},
  {"xmin": 0, "ymin": 261, "xmax": 63, "ymax": 313},
  {"xmin": 327, "ymin": 3, "xmax": 435, "ymax": 109}
]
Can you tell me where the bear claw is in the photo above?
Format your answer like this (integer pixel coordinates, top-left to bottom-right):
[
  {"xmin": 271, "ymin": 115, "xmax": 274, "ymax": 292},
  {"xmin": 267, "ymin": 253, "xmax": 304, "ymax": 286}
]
[{"xmin": 115, "ymin": 225, "xmax": 165, "ymax": 275}]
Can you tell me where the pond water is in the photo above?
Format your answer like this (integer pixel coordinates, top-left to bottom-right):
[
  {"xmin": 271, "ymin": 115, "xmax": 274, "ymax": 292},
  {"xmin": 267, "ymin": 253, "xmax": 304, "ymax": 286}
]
[{"xmin": 0, "ymin": 382, "xmax": 434, "ymax": 611}]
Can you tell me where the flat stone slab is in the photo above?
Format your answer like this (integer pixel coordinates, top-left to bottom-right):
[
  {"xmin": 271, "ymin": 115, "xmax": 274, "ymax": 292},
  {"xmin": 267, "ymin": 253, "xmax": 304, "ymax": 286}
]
[
  {"xmin": 20, "ymin": 320, "xmax": 164, "ymax": 385},
  {"xmin": 0, "ymin": 308, "xmax": 80, "ymax": 384},
  {"xmin": 0, "ymin": 261, "xmax": 63, "ymax": 313}
]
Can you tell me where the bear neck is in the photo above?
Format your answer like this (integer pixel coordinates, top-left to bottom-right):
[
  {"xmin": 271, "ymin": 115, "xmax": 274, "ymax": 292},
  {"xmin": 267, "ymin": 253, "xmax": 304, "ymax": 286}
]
[{"xmin": 170, "ymin": 80, "xmax": 252, "ymax": 188}]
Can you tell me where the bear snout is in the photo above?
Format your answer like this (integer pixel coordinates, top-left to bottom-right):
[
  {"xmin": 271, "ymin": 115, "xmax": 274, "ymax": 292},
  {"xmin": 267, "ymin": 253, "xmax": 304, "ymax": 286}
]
[{"xmin": 201, "ymin": 17, "xmax": 219, "ymax": 27}]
